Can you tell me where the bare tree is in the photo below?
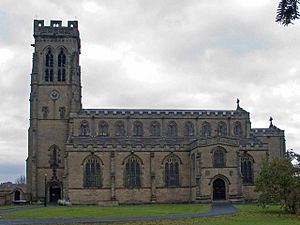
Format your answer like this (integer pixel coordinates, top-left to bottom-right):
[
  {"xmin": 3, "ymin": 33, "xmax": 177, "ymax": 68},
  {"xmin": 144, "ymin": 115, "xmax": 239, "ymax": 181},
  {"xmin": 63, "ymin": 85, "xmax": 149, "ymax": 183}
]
[{"xmin": 276, "ymin": 0, "xmax": 300, "ymax": 26}]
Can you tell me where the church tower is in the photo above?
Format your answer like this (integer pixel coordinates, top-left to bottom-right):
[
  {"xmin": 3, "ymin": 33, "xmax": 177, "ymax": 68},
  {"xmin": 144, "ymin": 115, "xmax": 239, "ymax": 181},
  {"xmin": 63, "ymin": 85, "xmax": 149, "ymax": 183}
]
[{"xmin": 27, "ymin": 20, "xmax": 81, "ymax": 201}]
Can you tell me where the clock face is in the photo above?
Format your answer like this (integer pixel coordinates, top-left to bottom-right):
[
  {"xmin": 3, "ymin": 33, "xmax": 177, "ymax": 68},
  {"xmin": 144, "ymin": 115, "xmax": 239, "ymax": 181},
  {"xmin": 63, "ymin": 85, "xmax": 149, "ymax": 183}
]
[{"xmin": 50, "ymin": 90, "xmax": 60, "ymax": 100}]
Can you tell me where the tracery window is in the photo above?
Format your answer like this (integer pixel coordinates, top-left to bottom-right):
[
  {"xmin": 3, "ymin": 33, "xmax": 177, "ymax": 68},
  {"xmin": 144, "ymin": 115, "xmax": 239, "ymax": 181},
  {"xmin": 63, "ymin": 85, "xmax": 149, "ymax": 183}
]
[
  {"xmin": 233, "ymin": 121, "xmax": 242, "ymax": 137},
  {"xmin": 201, "ymin": 122, "xmax": 211, "ymax": 137},
  {"xmin": 57, "ymin": 49, "xmax": 66, "ymax": 82},
  {"xmin": 133, "ymin": 121, "xmax": 143, "ymax": 136},
  {"xmin": 45, "ymin": 49, "xmax": 54, "ymax": 82},
  {"xmin": 150, "ymin": 121, "xmax": 160, "ymax": 136},
  {"xmin": 124, "ymin": 155, "xmax": 141, "ymax": 188},
  {"xmin": 184, "ymin": 122, "xmax": 194, "ymax": 136},
  {"xmin": 84, "ymin": 156, "xmax": 102, "ymax": 188},
  {"xmin": 48, "ymin": 145, "xmax": 60, "ymax": 168},
  {"xmin": 241, "ymin": 154, "xmax": 254, "ymax": 184},
  {"xmin": 213, "ymin": 147, "xmax": 226, "ymax": 167},
  {"xmin": 80, "ymin": 121, "xmax": 90, "ymax": 136},
  {"xmin": 115, "ymin": 121, "xmax": 125, "ymax": 136},
  {"xmin": 98, "ymin": 121, "xmax": 109, "ymax": 136},
  {"xmin": 167, "ymin": 121, "xmax": 177, "ymax": 137},
  {"xmin": 164, "ymin": 155, "xmax": 180, "ymax": 187},
  {"xmin": 217, "ymin": 121, "xmax": 227, "ymax": 136}
]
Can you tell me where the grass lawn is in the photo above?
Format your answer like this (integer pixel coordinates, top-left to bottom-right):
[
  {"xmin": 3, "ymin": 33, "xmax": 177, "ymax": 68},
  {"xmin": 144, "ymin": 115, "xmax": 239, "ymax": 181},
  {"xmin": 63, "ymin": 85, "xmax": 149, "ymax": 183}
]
[
  {"xmin": 0, "ymin": 205, "xmax": 21, "ymax": 210},
  {"xmin": 0, "ymin": 203, "xmax": 209, "ymax": 219},
  {"xmin": 91, "ymin": 204, "xmax": 298, "ymax": 225},
  {"xmin": 1, "ymin": 203, "xmax": 299, "ymax": 225}
]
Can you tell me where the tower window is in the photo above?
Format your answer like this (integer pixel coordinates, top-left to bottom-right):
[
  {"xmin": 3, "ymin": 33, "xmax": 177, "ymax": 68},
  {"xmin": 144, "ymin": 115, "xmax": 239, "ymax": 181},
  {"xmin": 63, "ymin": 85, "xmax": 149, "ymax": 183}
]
[
  {"xmin": 57, "ymin": 49, "xmax": 66, "ymax": 82},
  {"xmin": 184, "ymin": 122, "xmax": 194, "ymax": 136},
  {"xmin": 133, "ymin": 121, "xmax": 143, "ymax": 137},
  {"xmin": 213, "ymin": 147, "xmax": 226, "ymax": 167},
  {"xmin": 234, "ymin": 122, "xmax": 242, "ymax": 137},
  {"xmin": 80, "ymin": 121, "xmax": 90, "ymax": 136},
  {"xmin": 202, "ymin": 122, "xmax": 211, "ymax": 137},
  {"xmin": 150, "ymin": 121, "xmax": 160, "ymax": 136},
  {"xmin": 167, "ymin": 121, "xmax": 177, "ymax": 137},
  {"xmin": 115, "ymin": 121, "xmax": 125, "ymax": 136},
  {"xmin": 98, "ymin": 121, "xmax": 109, "ymax": 136},
  {"xmin": 45, "ymin": 49, "xmax": 54, "ymax": 82},
  {"xmin": 217, "ymin": 121, "xmax": 227, "ymax": 136}
]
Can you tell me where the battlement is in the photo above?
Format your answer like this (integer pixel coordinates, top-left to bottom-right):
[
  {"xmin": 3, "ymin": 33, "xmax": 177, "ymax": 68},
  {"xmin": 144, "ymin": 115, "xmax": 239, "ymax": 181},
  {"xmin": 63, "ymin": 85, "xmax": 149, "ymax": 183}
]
[{"xmin": 33, "ymin": 19, "xmax": 79, "ymax": 37}]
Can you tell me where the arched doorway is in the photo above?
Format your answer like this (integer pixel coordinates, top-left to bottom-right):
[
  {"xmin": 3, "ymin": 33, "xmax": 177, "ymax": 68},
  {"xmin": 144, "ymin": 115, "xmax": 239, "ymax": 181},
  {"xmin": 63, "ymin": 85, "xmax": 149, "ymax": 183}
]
[
  {"xmin": 213, "ymin": 178, "xmax": 226, "ymax": 200},
  {"xmin": 14, "ymin": 190, "xmax": 21, "ymax": 201},
  {"xmin": 49, "ymin": 183, "xmax": 61, "ymax": 203}
]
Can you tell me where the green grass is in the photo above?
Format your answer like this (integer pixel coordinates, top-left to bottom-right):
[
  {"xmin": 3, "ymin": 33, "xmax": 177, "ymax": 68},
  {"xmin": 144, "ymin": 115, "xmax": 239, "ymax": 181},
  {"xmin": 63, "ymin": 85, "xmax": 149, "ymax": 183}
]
[
  {"xmin": 0, "ymin": 205, "xmax": 21, "ymax": 210},
  {"xmin": 1, "ymin": 203, "xmax": 209, "ymax": 219},
  {"xmin": 1, "ymin": 203, "xmax": 300, "ymax": 225}
]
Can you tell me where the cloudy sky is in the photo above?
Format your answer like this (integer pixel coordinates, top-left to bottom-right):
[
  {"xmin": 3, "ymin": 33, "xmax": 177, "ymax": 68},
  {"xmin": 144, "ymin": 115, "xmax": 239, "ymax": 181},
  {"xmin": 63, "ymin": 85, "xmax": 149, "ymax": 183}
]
[{"xmin": 0, "ymin": 0, "xmax": 300, "ymax": 183}]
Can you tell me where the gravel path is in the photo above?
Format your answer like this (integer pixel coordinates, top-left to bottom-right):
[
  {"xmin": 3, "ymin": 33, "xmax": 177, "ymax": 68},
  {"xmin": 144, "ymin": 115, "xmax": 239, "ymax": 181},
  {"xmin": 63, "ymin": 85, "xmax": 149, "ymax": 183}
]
[{"xmin": 0, "ymin": 202, "xmax": 239, "ymax": 225}]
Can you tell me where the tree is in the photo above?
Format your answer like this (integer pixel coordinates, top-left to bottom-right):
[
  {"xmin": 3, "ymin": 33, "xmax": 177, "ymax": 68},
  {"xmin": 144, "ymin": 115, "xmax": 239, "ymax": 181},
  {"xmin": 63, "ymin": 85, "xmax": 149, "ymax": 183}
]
[
  {"xmin": 255, "ymin": 150, "xmax": 300, "ymax": 213},
  {"xmin": 15, "ymin": 175, "xmax": 26, "ymax": 184},
  {"xmin": 276, "ymin": 0, "xmax": 300, "ymax": 26}
]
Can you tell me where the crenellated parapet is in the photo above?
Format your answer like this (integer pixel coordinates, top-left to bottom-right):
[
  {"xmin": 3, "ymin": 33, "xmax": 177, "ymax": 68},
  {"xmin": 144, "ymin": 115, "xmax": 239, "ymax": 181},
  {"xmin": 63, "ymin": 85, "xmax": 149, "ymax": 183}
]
[
  {"xmin": 72, "ymin": 108, "xmax": 250, "ymax": 119},
  {"xmin": 34, "ymin": 20, "xmax": 79, "ymax": 37}
]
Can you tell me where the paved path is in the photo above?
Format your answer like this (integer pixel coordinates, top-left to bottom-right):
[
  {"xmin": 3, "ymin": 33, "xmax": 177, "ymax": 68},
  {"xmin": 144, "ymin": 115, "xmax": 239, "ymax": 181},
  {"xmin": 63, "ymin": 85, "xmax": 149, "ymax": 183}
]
[{"xmin": 0, "ymin": 202, "xmax": 239, "ymax": 225}]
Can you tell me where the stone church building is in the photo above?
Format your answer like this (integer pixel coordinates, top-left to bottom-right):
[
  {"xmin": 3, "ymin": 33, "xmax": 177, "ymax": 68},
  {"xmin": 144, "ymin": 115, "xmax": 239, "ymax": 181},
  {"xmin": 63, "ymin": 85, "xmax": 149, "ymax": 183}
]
[{"xmin": 27, "ymin": 20, "xmax": 286, "ymax": 204}]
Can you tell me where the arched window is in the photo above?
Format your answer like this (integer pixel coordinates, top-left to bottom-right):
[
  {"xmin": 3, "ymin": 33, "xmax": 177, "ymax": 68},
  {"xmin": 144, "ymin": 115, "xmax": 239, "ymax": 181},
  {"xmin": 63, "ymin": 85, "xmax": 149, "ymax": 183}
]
[
  {"xmin": 115, "ymin": 121, "xmax": 125, "ymax": 136},
  {"xmin": 150, "ymin": 121, "xmax": 160, "ymax": 136},
  {"xmin": 213, "ymin": 147, "xmax": 226, "ymax": 167},
  {"xmin": 45, "ymin": 49, "xmax": 54, "ymax": 82},
  {"xmin": 80, "ymin": 121, "xmax": 90, "ymax": 136},
  {"xmin": 233, "ymin": 122, "xmax": 242, "ymax": 137},
  {"xmin": 167, "ymin": 121, "xmax": 177, "ymax": 137},
  {"xmin": 98, "ymin": 121, "xmax": 109, "ymax": 136},
  {"xmin": 241, "ymin": 154, "xmax": 254, "ymax": 184},
  {"xmin": 133, "ymin": 121, "xmax": 143, "ymax": 136},
  {"xmin": 164, "ymin": 155, "xmax": 180, "ymax": 187},
  {"xmin": 84, "ymin": 156, "xmax": 102, "ymax": 188},
  {"xmin": 217, "ymin": 121, "xmax": 227, "ymax": 136},
  {"xmin": 124, "ymin": 155, "xmax": 141, "ymax": 188},
  {"xmin": 48, "ymin": 145, "xmax": 60, "ymax": 168},
  {"xmin": 57, "ymin": 49, "xmax": 66, "ymax": 82},
  {"xmin": 184, "ymin": 122, "xmax": 194, "ymax": 136},
  {"xmin": 201, "ymin": 122, "xmax": 211, "ymax": 137}
]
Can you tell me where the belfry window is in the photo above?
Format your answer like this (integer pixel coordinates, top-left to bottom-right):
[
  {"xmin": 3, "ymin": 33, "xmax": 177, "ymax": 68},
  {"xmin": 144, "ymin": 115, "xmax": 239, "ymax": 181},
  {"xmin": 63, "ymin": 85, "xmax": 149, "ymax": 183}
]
[
  {"xmin": 150, "ymin": 121, "xmax": 160, "ymax": 136},
  {"xmin": 241, "ymin": 154, "xmax": 254, "ymax": 184},
  {"xmin": 217, "ymin": 122, "xmax": 227, "ymax": 136},
  {"xmin": 99, "ymin": 121, "xmax": 109, "ymax": 136},
  {"xmin": 167, "ymin": 122, "xmax": 177, "ymax": 137},
  {"xmin": 45, "ymin": 49, "xmax": 54, "ymax": 82},
  {"xmin": 115, "ymin": 121, "xmax": 125, "ymax": 136},
  {"xmin": 164, "ymin": 155, "xmax": 180, "ymax": 187},
  {"xmin": 124, "ymin": 155, "xmax": 141, "ymax": 188},
  {"xmin": 133, "ymin": 121, "xmax": 143, "ymax": 137},
  {"xmin": 234, "ymin": 122, "xmax": 242, "ymax": 137},
  {"xmin": 202, "ymin": 122, "xmax": 211, "ymax": 137},
  {"xmin": 184, "ymin": 122, "xmax": 194, "ymax": 136},
  {"xmin": 84, "ymin": 156, "xmax": 102, "ymax": 188},
  {"xmin": 57, "ymin": 49, "xmax": 66, "ymax": 82},
  {"xmin": 80, "ymin": 121, "xmax": 90, "ymax": 136}
]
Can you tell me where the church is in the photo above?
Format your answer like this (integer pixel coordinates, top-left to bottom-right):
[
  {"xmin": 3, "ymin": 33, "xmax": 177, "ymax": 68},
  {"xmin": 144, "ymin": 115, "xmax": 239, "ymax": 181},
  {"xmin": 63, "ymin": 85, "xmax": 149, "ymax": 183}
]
[{"xmin": 27, "ymin": 20, "xmax": 286, "ymax": 204}]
